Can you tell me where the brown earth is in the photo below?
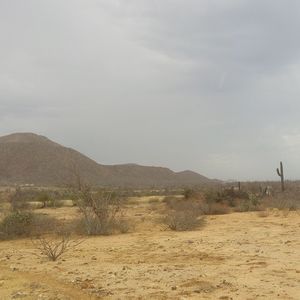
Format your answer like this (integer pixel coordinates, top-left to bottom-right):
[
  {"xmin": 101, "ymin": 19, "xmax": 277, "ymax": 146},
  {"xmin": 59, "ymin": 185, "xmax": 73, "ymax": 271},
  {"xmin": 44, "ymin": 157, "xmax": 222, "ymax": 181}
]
[{"xmin": 0, "ymin": 201, "xmax": 299, "ymax": 299}]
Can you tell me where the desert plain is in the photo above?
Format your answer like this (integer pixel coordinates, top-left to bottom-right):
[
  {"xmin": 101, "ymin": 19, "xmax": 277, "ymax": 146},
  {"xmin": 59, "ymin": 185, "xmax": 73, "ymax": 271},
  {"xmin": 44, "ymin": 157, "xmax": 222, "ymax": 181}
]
[{"xmin": 0, "ymin": 196, "xmax": 299, "ymax": 300}]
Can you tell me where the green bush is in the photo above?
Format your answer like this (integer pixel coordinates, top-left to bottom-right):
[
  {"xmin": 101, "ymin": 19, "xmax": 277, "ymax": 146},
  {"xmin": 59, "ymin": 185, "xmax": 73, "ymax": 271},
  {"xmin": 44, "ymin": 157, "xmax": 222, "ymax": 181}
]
[
  {"xmin": 0, "ymin": 211, "xmax": 60, "ymax": 240},
  {"xmin": 0, "ymin": 211, "xmax": 34, "ymax": 239}
]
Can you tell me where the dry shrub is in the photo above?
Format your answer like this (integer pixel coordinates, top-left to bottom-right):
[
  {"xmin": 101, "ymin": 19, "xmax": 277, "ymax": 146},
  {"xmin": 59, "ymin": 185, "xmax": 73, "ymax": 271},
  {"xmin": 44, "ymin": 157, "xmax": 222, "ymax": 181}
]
[
  {"xmin": 183, "ymin": 188, "xmax": 201, "ymax": 199},
  {"xmin": 9, "ymin": 187, "xmax": 29, "ymax": 211},
  {"xmin": 0, "ymin": 211, "xmax": 59, "ymax": 240},
  {"xmin": 148, "ymin": 197, "xmax": 160, "ymax": 204},
  {"xmin": 266, "ymin": 192, "xmax": 300, "ymax": 211},
  {"xmin": 163, "ymin": 196, "xmax": 198, "ymax": 210},
  {"xmin": 257, "ymin": 211, "xmax": 270, "ymax": 218},
  {"xmin": 165, "ymin": 210, "xmax": 205, "ymax": 231},
  {"xmin": 259, "ymin": 191, "xmax": 300, "ymax": 217},
  {"xmin": 201, "ymin": 202, "xmax": 230, "ymax": 215},
  {"xmin": 163, "ymin": 197, "xmax": 205, "ymax": 231},
  {"xmin": 32, "ymin": 233, "xmax": 83, "ymax": 261},
  {"xmin": 0, "ymin": 211, "xmax": 34, "ymax": 239},
  {"xmin": 75, "ymin": 186, "xmax": 130, "ymax": 235},
  {"xmin": 163, "ymin": 195, "xmax": 229, "ymax": 216}
]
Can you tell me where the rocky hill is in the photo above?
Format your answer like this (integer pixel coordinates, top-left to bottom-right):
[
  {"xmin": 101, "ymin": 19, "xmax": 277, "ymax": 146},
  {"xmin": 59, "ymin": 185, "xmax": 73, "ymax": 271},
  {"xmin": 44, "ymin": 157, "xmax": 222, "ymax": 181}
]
[{"xmin": 0, "ymin": 133, "xmax": 213, "ymax": 187}]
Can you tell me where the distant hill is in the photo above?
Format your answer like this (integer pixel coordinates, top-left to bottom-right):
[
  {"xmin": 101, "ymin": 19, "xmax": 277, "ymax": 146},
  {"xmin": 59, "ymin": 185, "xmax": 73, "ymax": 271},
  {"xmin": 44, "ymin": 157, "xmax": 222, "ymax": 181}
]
[{"xmin": 0, "ymin": 133, "xmax": 213, "ymax": 187}]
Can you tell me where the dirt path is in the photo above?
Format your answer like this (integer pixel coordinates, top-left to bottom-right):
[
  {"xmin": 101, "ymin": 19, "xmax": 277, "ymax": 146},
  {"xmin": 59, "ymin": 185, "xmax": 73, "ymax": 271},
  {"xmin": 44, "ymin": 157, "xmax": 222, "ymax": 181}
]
[{"xmin": 0, "ymin": 210, "xmax": 299, "ymax": 299}]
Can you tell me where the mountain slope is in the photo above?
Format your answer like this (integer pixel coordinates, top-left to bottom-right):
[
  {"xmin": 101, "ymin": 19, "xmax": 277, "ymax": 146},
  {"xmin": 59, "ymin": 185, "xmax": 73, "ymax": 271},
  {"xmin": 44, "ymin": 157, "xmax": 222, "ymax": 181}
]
[{"xmin": 0, "ymin": 133, "xmax": 212, "ymax": 187}]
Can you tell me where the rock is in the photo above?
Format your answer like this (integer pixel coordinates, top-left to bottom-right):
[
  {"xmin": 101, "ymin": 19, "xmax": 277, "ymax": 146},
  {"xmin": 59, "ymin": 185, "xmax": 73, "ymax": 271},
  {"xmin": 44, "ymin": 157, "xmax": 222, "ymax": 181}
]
[
  {"xmin": 10, "ymin": 265, "xmax": 18, "ymax": 271},
  {"xmin": 11, "ymin": 291, "xmax": 28, "ymax": 299}
]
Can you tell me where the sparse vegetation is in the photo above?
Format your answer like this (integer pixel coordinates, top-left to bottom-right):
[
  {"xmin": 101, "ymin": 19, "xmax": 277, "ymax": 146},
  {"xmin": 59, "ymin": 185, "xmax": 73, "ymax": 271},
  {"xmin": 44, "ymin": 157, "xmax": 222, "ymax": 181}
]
[
  {"xmin": 75, "ymin": 186, "xmax": 131, "ymax": 235},
  {"xmin": 0, "ymin": 210, "xmax": 59, "ymax": 240},
  {"xmin": 163, "ymin": 197, "xmax": 205, "ymax": 231},
  {"xmin": 32, "ymin": 233, "xmax": 83, "ymax": 261},
  {"xmin": 164, "ymin": 210, "xmax": 205, "ymax": 231},
  {"xmin": 0, "ymin": 211, "xmax": 34, "ymax": 239}
]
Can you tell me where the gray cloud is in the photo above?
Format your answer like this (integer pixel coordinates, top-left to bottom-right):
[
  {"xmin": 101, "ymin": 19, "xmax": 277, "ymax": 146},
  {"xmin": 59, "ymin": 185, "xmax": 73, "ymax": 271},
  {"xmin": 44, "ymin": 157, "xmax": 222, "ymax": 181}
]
[{"xmin": 1, "ymin": 0, "xmax": 300, "ymax": 180}]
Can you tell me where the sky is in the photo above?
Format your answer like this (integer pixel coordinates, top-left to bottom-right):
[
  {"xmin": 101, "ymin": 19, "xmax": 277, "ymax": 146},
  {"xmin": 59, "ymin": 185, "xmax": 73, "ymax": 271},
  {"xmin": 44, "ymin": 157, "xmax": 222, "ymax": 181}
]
[{"xmin": 1, "ymin": 0, "xmax": 300, "ymax": 181}]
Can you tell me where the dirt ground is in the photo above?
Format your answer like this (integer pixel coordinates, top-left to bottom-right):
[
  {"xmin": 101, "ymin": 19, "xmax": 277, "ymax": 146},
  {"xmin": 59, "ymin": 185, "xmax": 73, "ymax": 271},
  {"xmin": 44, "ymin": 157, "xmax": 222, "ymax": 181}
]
[{"xmin": 0, "ymin": 200, "xmax": 299, "ymax": 300}]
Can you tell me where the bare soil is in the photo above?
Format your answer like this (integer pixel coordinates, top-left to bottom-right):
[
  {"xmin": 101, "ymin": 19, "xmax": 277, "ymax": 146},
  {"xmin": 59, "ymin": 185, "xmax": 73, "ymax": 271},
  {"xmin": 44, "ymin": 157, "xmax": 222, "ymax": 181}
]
[{"xmin": 0, "ymin": 201, "xmax": 299, "ymax": 299}]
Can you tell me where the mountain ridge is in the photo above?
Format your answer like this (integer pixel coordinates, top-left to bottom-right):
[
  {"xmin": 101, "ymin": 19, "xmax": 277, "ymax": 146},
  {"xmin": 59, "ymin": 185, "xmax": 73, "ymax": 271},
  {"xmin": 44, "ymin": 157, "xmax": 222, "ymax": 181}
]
[{"xmin": 0, "ymin": 132, "xmax": 213, "ymax": 187}]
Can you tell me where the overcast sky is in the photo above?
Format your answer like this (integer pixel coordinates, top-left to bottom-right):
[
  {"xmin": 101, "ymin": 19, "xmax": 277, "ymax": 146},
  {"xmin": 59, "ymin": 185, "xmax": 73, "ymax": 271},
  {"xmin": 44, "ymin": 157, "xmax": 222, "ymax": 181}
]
[{"xmin": 1, "ymin": 0, "xmax": 300, "ymax": 180}]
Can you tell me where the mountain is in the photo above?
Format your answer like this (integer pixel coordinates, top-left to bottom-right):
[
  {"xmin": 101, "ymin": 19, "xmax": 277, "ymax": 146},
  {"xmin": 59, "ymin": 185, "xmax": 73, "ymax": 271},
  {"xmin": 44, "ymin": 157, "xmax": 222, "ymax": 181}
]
[{"xmin": 0, "ymin": 133, "xmax": 213, "ymax": 187}]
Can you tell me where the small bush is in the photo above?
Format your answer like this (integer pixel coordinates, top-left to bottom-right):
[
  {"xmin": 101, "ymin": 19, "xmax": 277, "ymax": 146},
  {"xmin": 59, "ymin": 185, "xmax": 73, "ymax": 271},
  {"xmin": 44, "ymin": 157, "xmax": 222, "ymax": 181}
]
[
  {"xmin": 0, "ymin": 211, "xmax": 34, "ymax": 239},
  {"xmin": 32, "ymin": 233, "xmax": 83, "ymax": 261},
  {"xmin": 10, "ymin": 187, "xmax": 29, "ymax": 211},
  {"xmin": 183, "ymin": 188, "xmax": 199, "ymax": 199},
  {"xmin": 235, "ymin": 193, "xmax": 262, "ymax": 212},
  {"xmin": 163, "ymin": 197, "xmax": 205, "ymax": 231},
  {"xmin": 266, "ymin": 192, "xmax": 300, "ymax": 211},
  {"xmin": 201, "ymin": 202, "xmax": 230, "ymax": 215},
  {"xmin": 0, "ymin": 211, "xmax": 59, "ymax": 240},
  {"xmin": 148, "ymin": 197, "xmax": 160, "ymax": 204},
  {"xmin": 257, "ymin": 211, "xmax": 270, "ymax": 218},
  {"xmin": 164, "ymin": 210, "xmax": 205, "ymax": 231},
  {"xmin": 74, "ymin": 187, "xmax": 129, "ymax": 235}
]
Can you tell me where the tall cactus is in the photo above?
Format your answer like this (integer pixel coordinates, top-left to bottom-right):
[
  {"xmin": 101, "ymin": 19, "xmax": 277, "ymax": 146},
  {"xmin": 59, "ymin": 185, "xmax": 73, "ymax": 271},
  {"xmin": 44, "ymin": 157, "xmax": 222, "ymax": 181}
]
[{"xmin": 276, "ymin": 161, "xmax": 285, "ymax": 192}]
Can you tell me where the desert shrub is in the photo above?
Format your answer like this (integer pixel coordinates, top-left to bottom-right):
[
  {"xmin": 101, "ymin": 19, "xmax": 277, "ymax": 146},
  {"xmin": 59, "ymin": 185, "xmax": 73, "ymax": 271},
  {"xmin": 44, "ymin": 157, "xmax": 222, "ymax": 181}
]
[
  {"xmin": 32, "ymin": 233, "xmax": 83, "ymax": 261},
  {"xmin": 183, "ymin": 188, "xmax": 200, "ymax": 199},
  {"xmin": 0, "ymin": 211, "xmax": 59, "ymax": 240},
  {"xmin": 257, "ymin": 211, "xmax": 270, "ymax": 218},
  {"xmin": 235, "ymin": 193, "xmax": 262, "ymax": 212},
  {"xmin": 162, "ymin": 196, "xmax": 177, "ymax": 206},
  {"xmin": 249, "ymin": 193, "xmax": 260, "ymax": 207},
  {"xmin": 148, "ymin": 197, "xmax": 160, "ymax": 204},
  {"xmin": 35, "ymin": 192, "xmax": 50, "ymax": 208},
  {"xmin": 265, "ymin": 192, "xmax": 300, "ymax": 211},
  {"xmin": 201, "ymin": 202, "xmax": 230, "ymax": 215},
  {"xmin": 163, "ymin": 195, "xmax": 229, "ymax": 216},
  {"xmin": 163, "ymin": 197, "xmax": 205, "ymax": 231},
  {"xmin": 32, "ymin": 213, "xmax": 61, "ymax": 234},
  {"xmin": 8, "ymin": 188, "xmax": 74, "ymax": 210},
  {"xmin": 75, "ymin": 186, "xmax": 129, "ymax": 235},
  {"xmin": 204, "ymin": 188, "xmax": 249, "ymax": 207},
  {"xmin": 10, "ymin": 187, "xmax": 29, "ymax": 211},
  {"xmin": 164, "ymin": 210, "xmax": 205, "ymax": 231},
  {"xmin": 114, "ymin": 219, "xmax": 132, "ymax": 233},
  {"xmin": 204, "ymin": 190, "xmax": 222, "ymax": 204},
  {"xmin": 0, "ymin": 211, "xmax": 34, "ymax": 239}
]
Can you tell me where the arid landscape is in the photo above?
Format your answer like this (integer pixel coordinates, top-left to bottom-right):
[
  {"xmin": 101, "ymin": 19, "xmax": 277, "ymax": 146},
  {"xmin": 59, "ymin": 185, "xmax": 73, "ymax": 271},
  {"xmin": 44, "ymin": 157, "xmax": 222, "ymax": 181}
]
[
  {"xmin": 0, "ymin": 133, "xmax": 300, "ymax": 299},
  {"xmin": 2, "ymin": 1, "xmax": 300, "ymax": 299},
  {"xmin": 0, "ymin": 192, "xmax": 299, "ymax": 300}
]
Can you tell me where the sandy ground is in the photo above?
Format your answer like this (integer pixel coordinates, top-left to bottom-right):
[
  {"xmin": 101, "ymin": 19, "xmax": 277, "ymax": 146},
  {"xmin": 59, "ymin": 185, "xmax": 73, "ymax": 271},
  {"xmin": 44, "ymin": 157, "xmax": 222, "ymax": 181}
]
[{"xmin": 0, "ymin": 202, "xmax": 299, "ymax": 300}]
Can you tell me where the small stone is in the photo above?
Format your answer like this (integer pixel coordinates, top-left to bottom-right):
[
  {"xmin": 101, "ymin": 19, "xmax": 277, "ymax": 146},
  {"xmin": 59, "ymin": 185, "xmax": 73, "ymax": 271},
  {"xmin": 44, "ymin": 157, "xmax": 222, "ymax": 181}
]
[
  {"xmin": 11, "ymin": 291, "xmax": 28, "ymax": 299},
  {"xmin": 10, "ymin": 265, "xmax": 18, "ymax": 271},
  {"xmin": 171, "ymin": 286, "xmax": 177, "ymax": 290}
]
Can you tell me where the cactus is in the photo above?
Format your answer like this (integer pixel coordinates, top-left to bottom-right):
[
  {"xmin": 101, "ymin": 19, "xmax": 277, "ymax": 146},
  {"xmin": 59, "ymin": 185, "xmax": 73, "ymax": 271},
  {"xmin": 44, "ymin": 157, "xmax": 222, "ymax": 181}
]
[{"xmin": 276, "ymin": 161, "xmax": 285, "ymax": 192}]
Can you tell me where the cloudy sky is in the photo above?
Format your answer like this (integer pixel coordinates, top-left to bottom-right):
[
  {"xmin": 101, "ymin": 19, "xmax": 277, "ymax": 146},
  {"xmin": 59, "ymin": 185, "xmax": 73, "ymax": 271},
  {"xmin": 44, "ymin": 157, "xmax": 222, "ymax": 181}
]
[{"xmin": 1, "ymin": 0, "xmax": 300, "ymax": 180}]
